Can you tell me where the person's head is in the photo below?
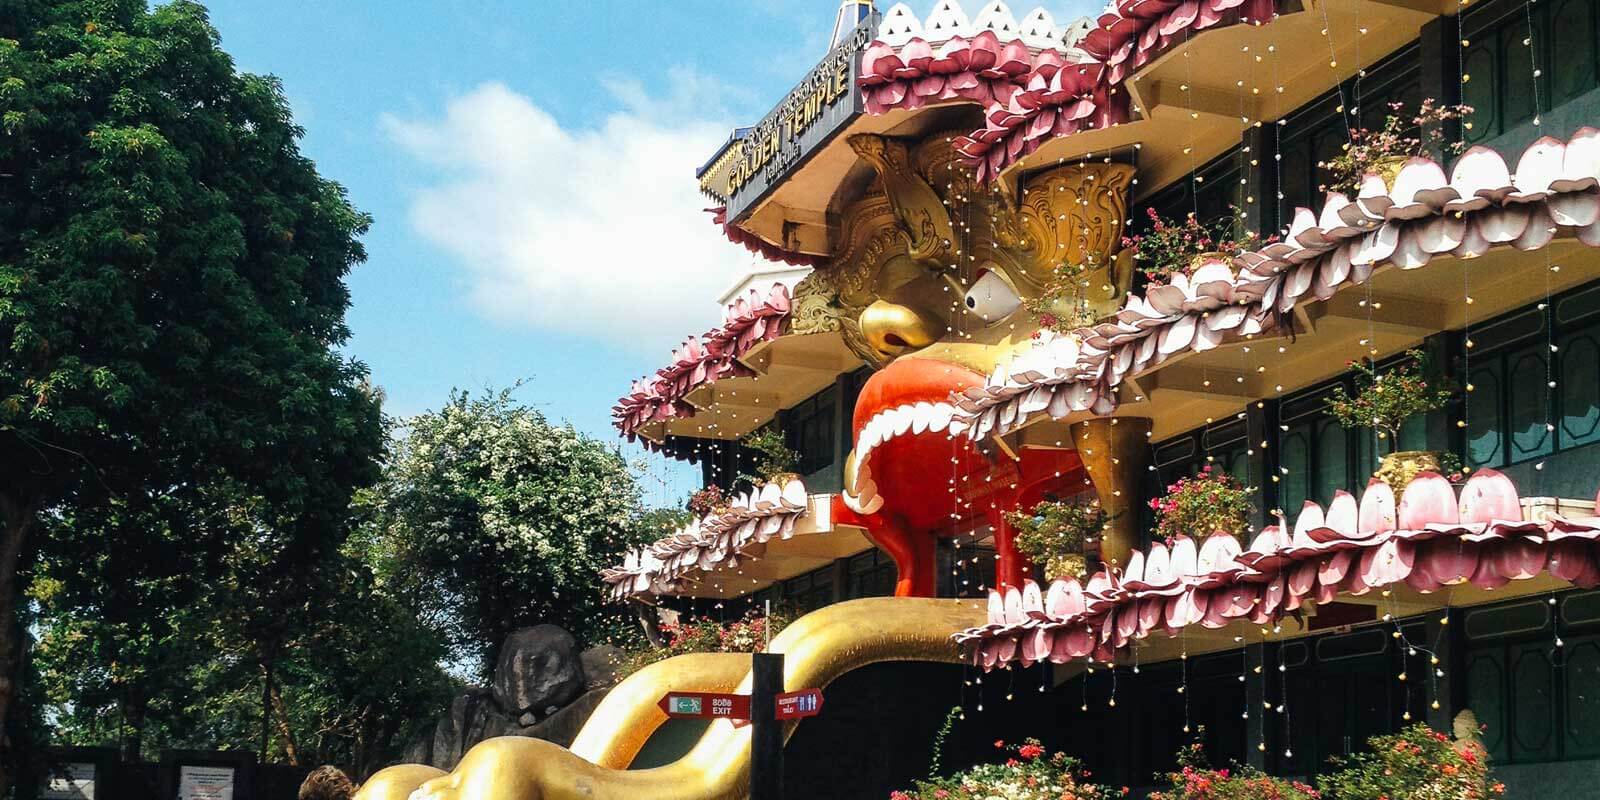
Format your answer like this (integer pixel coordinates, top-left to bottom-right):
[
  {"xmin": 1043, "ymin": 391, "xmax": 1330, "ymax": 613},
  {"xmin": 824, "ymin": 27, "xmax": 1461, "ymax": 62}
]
[{"xmin": 298, "ymin": 765, "xmax": 356, "ymax": 800}]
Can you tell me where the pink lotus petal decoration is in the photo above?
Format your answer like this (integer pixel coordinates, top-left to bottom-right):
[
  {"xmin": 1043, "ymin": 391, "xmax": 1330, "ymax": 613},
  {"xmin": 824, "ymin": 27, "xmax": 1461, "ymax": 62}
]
[{"xmin": 956, "ymin": 470, "xmax": 1600, "ymax": 669}]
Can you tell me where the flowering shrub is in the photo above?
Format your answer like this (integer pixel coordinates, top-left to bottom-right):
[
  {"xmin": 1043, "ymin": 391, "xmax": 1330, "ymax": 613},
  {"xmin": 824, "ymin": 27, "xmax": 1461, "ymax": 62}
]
[
  {"xmin": 891, "ymin": 738, "xmax": 1128, "ymax": 800},
  {"xmin": 1003, "ymin": 499, "xmax": 1109, "ymax": 578},
  {"xmin": 1025, "ymin": 260, "xmax": 1100, "ymax": 335},
  {"xmin": 1150, "ymin": 742, "xmax": 1321, "ymax": 800},
  {"xmin": 1121, "ymin": 207, "xmax": 1268, "ymax": 283},
  {"xmin": 613, "ymin": 609, "xmax": 791, "ymax": 679},
  {"xmin": 1322, "ymin": 100, "xmax": 1473, "ymax": 193},
  {"xmin": 1150, "ymin": 465, "xmax": 1255, "ymax": 542},
  {"xmin": 1316, "ymin": 722, "xmax": 1503, "ymax": 800},
  {"xmin": 687, "ymin": 484, "xmax": 727, "ymax": 516},
  {"xmin": 1326, "ymin": 349, "xmax": 1453, "ymax": 455}
]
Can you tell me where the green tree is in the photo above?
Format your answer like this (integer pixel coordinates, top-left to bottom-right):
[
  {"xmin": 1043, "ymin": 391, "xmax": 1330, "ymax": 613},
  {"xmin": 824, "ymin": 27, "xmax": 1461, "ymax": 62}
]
[
  {"xmin": 358, "ymin": 388, "xmax": 656, "ymax": 672},
  {"xmin": 0, "ymin": 0, "xmax": 385, "ymax": 782},
  {"xmin": 32, "ymin": 490, "xmax": 455, "ymax": 775}
]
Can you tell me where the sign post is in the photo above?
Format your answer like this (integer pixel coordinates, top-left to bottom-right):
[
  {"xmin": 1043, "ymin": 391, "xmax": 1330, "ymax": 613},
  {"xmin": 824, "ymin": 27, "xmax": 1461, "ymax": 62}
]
[{"xmin": 749, "ymin": 653, "xmax": 784, "ymax": 800}]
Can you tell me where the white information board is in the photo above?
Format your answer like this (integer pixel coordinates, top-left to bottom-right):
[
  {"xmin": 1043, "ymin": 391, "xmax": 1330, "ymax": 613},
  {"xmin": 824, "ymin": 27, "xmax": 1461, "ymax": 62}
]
[
  {"xmin": 39, "ymin": 762, "xmax": 95, "ymax": 799},
  {"xmin": 177, "ymin": 765, "xmax": 235, "ymax": 800}
]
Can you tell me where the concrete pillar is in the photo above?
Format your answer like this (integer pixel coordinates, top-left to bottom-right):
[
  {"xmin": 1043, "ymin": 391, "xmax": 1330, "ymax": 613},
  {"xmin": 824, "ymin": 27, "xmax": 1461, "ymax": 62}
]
[{"xmin": 1074, "ymin": 417, "xmax": 1153, "ymax": 570}]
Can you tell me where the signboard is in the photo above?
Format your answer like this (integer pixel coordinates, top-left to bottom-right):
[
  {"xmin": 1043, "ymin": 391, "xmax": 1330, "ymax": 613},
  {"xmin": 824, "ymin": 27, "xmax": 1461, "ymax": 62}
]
[
  {"xmin": 658, "ymin": 691, "xmax": 752, "ymax": 721},
  {"xmin": 705, "ymin": 12, "xmax": 878, "ymax": 221},
  {"xmin": 40, "ymin": 762, "xmax": 95, "ymax": 800},
  {"xmin": 177, "ymin": 765, "xmax": 235, "ymax": 800},
  {"xmin": 774, "ymin": 688, "xmax": 824, "ymax": 720}
]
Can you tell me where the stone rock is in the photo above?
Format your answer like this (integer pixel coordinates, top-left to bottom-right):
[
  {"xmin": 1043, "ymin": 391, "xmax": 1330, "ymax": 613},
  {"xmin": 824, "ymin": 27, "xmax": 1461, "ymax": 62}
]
[
  {"xmin": 491, "ymin": 625, "xmax": 584, "ymax": 717},
  {"xmin": 519, "ymin": 688, "xmax": 611, "ymax": 749},
  {"xmin": 579, "ymin": 644, "xmax": 625, "ymax": 690},
  {"xmin": 402, "ymin": 733, "xmax": 433, "ymax": 767},
  {"xmin": 430, "ymin": 688, "xmax": 492, "ymax": 770}
]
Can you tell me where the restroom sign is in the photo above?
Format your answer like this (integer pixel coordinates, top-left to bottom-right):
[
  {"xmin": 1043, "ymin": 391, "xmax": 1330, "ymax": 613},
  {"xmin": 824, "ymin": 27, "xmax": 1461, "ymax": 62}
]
[
  {"xmin": 775, "ymin": 688, "xmax": 824, "ymax": 720},
  {"xmin": 658, "ymin": 691, "xmax": 751, "ymax": 720}
]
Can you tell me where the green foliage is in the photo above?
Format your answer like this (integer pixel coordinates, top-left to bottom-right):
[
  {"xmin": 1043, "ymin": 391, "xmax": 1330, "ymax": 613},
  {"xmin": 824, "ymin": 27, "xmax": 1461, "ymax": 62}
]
[
  {"xmin": 356, "ymin": 387, "xmax": 659, "ymax": 672},
  {"xmin": 739, "ymin": 427, "xmax": 800, "ymax": 484},
  {"xmin": 1149, "ymin": 466, "xmax": 1255, "ymax": 542},
  {"xmin": 1003, "ymin": 499, "xmax": 1108, "ymax": 578},
  {"xmin": 1316, "ymin": 722, "xmax": 1503, "ymax": 800},
  {"xmin": 1149, "ymin": 739, "xmax": 1320, "ymax": 800},
  {"xmin": 0, "ymin": 0, "xmax": 386, "ymax": 777},
  {"xmin": 612, "ymin": 609, "xmax": 791, "ymax": 680},
  {"xmin": 1327, "ymin": 349, "xmax": 1453, "ymax": 455},
  {"xmin": 892, "ymin": 738, "xmax": 1126, "ymax": 800},
  {"xmin": 31, "ymin": 485, "xmax": 456, "ymax": 775}
]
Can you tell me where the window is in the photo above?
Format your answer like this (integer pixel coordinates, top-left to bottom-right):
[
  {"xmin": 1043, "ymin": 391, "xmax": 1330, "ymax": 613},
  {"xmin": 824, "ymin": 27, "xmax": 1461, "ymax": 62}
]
[
  {"xmin": 785, "ymin": 390, "xmax": 838, "ymax": 476},
  {"xmin": 848, "ymin": 549, "xmax": 898, "ymax": 599},
  {"xmin": 1462, "ymin": 0, "xmax": 1600, "ymax": 143},
  {"xmin": 1464, "ymin": 591, "xmax": 1600, "ymax": 764},
  {"xmin": 1466, "ymin": 283, "xmax": 1600, "ymax": 469}
]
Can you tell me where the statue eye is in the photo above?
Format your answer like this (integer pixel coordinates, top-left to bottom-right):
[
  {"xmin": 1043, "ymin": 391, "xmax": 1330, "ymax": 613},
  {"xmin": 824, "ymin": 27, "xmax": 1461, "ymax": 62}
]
[{"xmin": 963, "ymin": 269, "xmax": 1021, "ymax": 323}]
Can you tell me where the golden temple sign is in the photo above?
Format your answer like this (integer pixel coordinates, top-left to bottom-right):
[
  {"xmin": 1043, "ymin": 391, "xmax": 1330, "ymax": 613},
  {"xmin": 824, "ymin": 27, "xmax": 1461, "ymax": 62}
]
[{"xmin": 700, "ymin": 13, "xmax": 876, "ymax": 220}]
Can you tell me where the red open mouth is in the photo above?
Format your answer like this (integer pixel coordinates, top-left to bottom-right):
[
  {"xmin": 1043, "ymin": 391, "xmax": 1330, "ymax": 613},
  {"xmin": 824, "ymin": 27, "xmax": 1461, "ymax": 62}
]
[{"xmin": 842, "ymin": 358, "xmax": 986, "ymax": 516}]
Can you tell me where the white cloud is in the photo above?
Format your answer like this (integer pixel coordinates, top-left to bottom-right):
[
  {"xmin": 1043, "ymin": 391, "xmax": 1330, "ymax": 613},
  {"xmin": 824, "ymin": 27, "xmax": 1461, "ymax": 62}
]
[{"xmin": 383, "ymin": 71, "xmax": 759, "ymax": 351}]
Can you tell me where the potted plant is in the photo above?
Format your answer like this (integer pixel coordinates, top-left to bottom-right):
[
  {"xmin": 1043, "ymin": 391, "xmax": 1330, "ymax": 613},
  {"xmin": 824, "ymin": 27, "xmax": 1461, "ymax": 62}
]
[
  {"xmin": 1150, "ymin": 465, "xmax": 1256, "ymax": 544},
  {"xmin": 1025, "ymin": 259, "xmax": 1102, "ymax": 337},
  {"xmin": 1004, "ymin": 498, "xmax": 1109, "ymax": 579},
  {"xmin": 1122, "ymin": 206, "xmax": 1269, "ymax": 283},
  {"xmin": 1326, "ymin": 348, "xmax": 1454, "ymax": 496},
  {"xmin": 1317, "ymin": 716, "xmax": 1503, "ymax": 800},
  {"xmin": 892, "ymin": 736, "xmax": 1125, "ymax": 800},
  {"xmin": 739, "ymin": 427, "xmax": 801, "ymax": 487},
  {"xmin": 1322, "ymin": 99, "xmax": 1473, "ymax": 193},
  {"xmin": 687, "ymin": 484, "xmax": 727, "ymax": 517}
]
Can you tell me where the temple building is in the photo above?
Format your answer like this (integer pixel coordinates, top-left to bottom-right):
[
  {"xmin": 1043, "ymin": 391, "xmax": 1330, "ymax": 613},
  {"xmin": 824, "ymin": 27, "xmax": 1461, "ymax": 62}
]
[{"xmin": 365, "ymin": 1, "xmax": 1600, "ymax": 798}]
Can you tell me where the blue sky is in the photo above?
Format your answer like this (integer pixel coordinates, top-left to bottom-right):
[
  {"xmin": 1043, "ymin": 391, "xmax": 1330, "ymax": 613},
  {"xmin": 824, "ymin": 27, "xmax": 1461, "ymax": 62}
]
[
  {"xmin": 199, "ymin": 1, "xmax": 1095, "ymax": 506},
  {"xmin": 199, "ymin": 0, "xmax": 847, "ymax": 504}
]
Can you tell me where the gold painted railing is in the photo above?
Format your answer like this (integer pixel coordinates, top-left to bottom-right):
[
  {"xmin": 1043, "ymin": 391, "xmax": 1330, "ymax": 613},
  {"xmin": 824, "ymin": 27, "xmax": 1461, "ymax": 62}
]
[{"xmin": 355, "ymin": 597, "xmax": 982, "ymax": 800}]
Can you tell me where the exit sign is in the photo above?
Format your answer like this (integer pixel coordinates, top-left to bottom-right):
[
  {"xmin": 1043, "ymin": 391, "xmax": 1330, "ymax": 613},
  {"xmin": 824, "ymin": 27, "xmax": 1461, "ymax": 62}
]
[{"xmin": 658, "ymin": 692, "xmax": 752, "ymax": 720}]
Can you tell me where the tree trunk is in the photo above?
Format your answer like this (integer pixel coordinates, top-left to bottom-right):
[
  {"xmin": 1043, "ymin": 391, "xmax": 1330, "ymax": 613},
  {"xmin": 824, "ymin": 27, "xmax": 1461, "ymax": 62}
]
[
  {"xmin": 0, "ymin": 496, "xmax": 37, "ymax": 796},
  {"xmin": 264, "ymin": 665, "xmax": 300, "ymax": 765},
  {"xmin": 633, "ymin": 601, "xmax": 666, "ymax": 649}
]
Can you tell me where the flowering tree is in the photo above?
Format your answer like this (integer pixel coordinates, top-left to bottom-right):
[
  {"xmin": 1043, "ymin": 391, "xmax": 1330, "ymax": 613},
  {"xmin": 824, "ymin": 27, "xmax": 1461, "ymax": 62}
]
[
  {"xmin": 1326, "ymin": 349, "xmax": 1453, "ymax": 455},
  {"xmin": 891, "ymin": 738, "xmax": 1127, "ymax": 800},
  {"xmin": 1122, "ymin": 207, "xmax": 1268, "ymax": 282},
  {"xmin": 1150, "ymin": 466, "xmax": 1256, "ymax": 542},
  {"xmin": 1322, "ymin": 100, "xmax": 1473, "ymax": 193},
  {"xmin": 1025, "ymin": 261, "xmax": 1100, "ymax": 335},
  {"xmin": 357, "ymin": 387, "xmax": 658, "ymax": 673},
  {"xmin": 1004, "ymin": 499, "xmax": 1109, "ymax": 578}
]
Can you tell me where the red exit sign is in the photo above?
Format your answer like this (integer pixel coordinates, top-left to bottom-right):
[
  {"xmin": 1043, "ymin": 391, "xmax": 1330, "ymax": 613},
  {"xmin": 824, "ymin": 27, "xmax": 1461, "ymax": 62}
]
[
  {"xmin": 658, "ymin": 692, "xmax": 751, "ymax": 720},
  {"xmin": 775, "ymin": 688, "xmax": 823, "ymax": 720}
]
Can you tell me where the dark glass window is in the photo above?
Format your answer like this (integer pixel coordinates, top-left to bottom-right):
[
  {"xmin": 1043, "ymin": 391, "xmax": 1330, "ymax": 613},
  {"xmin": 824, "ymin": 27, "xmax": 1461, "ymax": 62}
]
[
  {"xmin": 785, "ymin": 390, "xmax": 837, "ymax": 476},
  {"xmin": 1465, "ymin": 590, "xmax": 1600, "ymax": 764},
  {"xmin": 1462, "ymin": 0, "xmax": 1600, "ymax": 141},
  {"xmin": 1466, "ymin": 284, "xmax": 1600, "ymax": 469}
]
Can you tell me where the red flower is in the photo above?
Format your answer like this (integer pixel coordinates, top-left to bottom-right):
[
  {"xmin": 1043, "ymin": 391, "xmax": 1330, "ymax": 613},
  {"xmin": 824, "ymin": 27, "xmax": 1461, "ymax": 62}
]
[{"xmin": 1019, "ymin": 743, "xmax": 1045, "ymax": 760}]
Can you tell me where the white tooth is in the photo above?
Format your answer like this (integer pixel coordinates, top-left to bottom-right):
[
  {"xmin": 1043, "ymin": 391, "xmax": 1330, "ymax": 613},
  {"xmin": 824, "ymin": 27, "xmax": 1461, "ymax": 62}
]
[
  {"xmin": 929, "ymin": 403, "xmax": 953, "ymax": 432},
  {"xmin": 893, "ymin": 407, "xmax": 913, "ymax": 436},
  {"xmin": 912, "ymin": 401, "xmax": 934, "ymax": 434}
]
